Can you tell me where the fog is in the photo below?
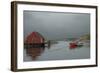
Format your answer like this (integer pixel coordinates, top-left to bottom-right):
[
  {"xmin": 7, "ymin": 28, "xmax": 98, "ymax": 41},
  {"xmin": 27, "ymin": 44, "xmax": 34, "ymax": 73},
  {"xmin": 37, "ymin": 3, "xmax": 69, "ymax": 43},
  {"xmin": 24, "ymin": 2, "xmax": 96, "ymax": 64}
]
[{"xmin": 24, "ymin": 11, "xmax": 90, "ymax": 40}]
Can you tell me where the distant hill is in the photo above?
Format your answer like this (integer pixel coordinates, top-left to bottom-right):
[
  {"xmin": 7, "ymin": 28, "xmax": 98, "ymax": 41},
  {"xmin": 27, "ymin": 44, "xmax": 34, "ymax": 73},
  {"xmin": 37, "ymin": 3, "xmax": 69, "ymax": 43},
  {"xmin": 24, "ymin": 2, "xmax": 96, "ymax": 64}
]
[{"xmin": 79, "ymin": 34, "xmax": 90, "ymax": 41}]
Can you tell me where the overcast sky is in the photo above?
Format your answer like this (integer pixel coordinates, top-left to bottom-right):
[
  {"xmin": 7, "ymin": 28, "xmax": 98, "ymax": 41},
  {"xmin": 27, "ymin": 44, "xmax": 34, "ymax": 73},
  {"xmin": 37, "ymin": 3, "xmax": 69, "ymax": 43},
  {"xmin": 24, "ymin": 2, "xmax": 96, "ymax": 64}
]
[{"xmin": 24, "ymin": 10, "xmax": 90, "ymax": 40}]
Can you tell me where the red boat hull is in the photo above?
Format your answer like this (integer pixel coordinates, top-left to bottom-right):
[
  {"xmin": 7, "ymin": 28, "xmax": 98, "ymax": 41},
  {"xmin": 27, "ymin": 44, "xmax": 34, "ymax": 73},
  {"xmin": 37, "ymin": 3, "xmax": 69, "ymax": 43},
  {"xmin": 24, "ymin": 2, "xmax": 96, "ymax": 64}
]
[{"xmin": 69, "ymin": 43, "xmax": 77, "ymax": 49}]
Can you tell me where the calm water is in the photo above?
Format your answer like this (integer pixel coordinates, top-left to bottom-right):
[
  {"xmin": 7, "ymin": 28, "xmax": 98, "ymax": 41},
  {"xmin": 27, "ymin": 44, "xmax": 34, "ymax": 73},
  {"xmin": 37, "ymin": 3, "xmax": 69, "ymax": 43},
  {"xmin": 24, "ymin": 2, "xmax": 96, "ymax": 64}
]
[{"xmin": 24, "ymin": 41, "xmax": 90, "ymax": 62}]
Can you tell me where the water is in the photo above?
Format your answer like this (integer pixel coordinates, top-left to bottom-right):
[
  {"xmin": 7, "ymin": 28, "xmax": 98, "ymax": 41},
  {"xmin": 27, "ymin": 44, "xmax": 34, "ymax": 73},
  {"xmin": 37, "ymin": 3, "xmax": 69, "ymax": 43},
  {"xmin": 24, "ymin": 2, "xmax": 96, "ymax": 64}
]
[{"xmin": 24, "ymin": 41, "xmax": 90, "ymax": 62}]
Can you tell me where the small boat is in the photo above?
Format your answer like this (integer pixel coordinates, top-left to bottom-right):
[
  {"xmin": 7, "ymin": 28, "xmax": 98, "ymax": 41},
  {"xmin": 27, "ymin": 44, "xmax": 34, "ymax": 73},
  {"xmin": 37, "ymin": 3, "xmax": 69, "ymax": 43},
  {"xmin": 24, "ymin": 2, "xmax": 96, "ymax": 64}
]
[
  {"xmin": 69, "ymin": 41, "xmax": 83, "ymax": 49},
  {"xmin": 69, "ymin": 42, "xmax": 77, "ymax": 49}
]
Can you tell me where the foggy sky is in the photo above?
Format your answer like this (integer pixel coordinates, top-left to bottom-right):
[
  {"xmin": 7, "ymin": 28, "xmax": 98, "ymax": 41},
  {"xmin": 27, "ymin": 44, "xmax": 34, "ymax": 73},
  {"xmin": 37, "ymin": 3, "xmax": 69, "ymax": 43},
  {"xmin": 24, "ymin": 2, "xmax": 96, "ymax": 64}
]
[{"xmin": 24, "ymin": 11, "xmax": 90, "ymax": 40}]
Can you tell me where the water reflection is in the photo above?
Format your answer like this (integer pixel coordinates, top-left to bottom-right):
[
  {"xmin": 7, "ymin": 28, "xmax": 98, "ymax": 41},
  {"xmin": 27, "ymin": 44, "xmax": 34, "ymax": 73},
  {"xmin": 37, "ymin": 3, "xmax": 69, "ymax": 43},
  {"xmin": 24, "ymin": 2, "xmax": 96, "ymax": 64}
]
[
  {"xmin": 24, "ymin": 42, "xmax": 51, "ymax": 61},
  {"xmin": 25, "ymin": 48, "xmax": 45, "ymax": 60},
  {"xmin": 24, "ymin": 41, "xmax": 90, "ymax": 62}
]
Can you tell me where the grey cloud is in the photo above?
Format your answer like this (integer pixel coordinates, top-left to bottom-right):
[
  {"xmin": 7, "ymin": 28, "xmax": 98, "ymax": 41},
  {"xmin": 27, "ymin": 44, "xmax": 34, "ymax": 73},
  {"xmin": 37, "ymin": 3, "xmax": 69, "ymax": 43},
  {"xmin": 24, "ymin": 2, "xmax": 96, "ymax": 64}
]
[{"xmin": 24, "ymin": 11, "xmax": 90, "ymax": 40}]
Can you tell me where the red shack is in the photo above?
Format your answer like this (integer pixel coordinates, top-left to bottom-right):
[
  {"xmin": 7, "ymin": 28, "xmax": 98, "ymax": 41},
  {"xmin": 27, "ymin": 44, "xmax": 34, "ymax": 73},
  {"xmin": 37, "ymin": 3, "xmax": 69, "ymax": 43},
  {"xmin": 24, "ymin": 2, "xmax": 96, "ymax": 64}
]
[{"xmin": 25, "ymin": 32, "xmax": 45, "ymax": 44}]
